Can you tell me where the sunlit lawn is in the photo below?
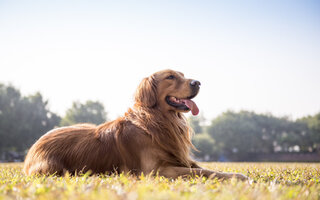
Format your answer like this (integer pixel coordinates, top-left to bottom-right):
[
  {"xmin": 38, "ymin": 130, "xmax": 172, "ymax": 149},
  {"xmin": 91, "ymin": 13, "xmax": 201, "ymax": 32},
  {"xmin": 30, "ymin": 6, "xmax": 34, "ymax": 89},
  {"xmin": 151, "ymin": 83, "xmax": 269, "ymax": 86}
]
[{"xmin": 0, "ymin": 162, "xmax": 319, "ymax": 199}]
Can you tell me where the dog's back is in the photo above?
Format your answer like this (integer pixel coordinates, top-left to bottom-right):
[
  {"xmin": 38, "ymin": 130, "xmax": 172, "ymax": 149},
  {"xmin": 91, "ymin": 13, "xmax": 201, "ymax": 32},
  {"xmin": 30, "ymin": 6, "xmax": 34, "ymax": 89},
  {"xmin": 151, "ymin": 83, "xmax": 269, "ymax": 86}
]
[{"xmin": 23, "ymin": 123, "xmax": 122, "ymax": 175}]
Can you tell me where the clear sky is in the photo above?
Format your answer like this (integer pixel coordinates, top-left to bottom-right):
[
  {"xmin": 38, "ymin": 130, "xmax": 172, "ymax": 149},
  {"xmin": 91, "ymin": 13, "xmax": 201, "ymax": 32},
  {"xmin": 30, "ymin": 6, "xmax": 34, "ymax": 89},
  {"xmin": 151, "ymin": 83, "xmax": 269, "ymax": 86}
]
[{"xmin": 0, "ymin": 0, "xmax": 319, "ymax": 121}]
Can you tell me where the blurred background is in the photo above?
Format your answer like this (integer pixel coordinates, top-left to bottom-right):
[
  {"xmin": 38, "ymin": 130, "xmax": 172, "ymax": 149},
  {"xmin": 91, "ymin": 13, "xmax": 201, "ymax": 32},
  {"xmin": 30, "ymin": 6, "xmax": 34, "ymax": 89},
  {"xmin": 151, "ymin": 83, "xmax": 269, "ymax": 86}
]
[{"xmin": 0, "ymin": 0, "xmax": 319, "ymax": 162}]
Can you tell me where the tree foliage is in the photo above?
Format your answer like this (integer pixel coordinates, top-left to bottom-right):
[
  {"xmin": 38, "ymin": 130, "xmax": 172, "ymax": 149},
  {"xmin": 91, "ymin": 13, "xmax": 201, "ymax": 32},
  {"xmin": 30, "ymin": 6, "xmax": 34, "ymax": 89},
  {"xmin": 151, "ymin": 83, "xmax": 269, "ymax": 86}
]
[
  {"xmin": 0, "ymin": 84, "xmax": 60, "ymax": 154},
  {"xmin": 60, "ymin": 101, "xmax": 107, "ymax": 126},
  {"xmin": 298, "ymin": 113, "xmax": 320, "ymax": 151},
  {"xmin": 189, "ymin": 110, "xmax": 320, "ymax": 161},
  {"xmin": 188, "ymin": 115, "xmax": 205, "ymax": 134},
  {"xmin": 192, "ymin": 133, "xmax": 215, "ymax": 158}
]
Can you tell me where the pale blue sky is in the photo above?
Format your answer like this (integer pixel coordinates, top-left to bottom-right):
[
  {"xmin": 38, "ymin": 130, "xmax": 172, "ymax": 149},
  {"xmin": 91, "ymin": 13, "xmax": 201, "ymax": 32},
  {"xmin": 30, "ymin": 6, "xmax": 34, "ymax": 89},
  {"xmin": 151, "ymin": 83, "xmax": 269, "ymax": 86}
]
[{"xmin": 0, "ymin": 0, "xmax": 319, "ymax": 121}]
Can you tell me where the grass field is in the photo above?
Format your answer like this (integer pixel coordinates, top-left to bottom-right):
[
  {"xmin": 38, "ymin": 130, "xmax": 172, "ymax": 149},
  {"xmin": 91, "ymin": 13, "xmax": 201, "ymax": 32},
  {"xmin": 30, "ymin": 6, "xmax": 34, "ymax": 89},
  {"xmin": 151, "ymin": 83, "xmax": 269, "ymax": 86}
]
[{"xmin": 0, "ymin": 162, "xmax": 319, "ymax": 200}]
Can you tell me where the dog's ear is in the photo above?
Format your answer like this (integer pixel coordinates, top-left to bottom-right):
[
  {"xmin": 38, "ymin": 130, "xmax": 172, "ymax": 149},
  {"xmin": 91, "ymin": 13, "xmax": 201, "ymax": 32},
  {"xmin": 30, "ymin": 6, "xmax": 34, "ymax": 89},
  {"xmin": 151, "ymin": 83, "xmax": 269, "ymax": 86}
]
[{"xmin": 134, "ymin": 75, "xmax": 157, "ymax": 108}]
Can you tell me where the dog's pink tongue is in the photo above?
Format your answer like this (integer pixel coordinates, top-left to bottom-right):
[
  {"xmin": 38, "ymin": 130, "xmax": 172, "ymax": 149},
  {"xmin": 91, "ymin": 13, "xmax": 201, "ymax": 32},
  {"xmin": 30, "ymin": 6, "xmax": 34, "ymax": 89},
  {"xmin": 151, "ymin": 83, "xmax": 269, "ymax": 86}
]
[{"xmin": 184, "ymin": 99, "xmax": 199, "ymax": 116}]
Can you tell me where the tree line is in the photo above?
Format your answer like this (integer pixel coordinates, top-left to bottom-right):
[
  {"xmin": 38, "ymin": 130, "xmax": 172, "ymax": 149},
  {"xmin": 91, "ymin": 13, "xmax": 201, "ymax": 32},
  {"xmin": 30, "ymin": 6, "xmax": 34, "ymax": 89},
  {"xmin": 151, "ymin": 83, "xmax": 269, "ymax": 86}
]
[
  {"xmin": 0, "ymin": 83, "xmax": 319, "ymax": 161},
  {"xmin": 190, "ymin": 111, "xmax": 320, "ymax": 161}
]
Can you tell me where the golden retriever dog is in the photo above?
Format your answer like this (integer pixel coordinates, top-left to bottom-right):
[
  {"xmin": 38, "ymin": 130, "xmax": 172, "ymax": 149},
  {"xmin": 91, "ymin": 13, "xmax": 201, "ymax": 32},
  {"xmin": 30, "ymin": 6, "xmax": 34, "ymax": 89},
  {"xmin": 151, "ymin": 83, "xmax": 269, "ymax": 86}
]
[{"xmin": 24, "ymin": 69, "xmax": 247, "ymax": 180}]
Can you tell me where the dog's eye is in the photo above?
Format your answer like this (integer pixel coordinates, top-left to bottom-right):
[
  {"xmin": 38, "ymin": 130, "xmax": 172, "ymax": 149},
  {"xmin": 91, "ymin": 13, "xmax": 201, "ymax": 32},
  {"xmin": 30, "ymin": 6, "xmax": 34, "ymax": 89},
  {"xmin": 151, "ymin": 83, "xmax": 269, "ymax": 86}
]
[{"xmin": 166, "ymin": 75, "xmax": 175, "ymax": 80}]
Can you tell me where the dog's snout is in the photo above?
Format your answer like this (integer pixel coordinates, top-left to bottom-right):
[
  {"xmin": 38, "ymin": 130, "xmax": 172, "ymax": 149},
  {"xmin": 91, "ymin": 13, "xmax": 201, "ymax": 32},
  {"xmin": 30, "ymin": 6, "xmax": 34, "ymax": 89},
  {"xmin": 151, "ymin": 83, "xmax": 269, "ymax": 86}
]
[{"xmin": 190, "ymin": 80, "xmax": 201, "ymax": 87}]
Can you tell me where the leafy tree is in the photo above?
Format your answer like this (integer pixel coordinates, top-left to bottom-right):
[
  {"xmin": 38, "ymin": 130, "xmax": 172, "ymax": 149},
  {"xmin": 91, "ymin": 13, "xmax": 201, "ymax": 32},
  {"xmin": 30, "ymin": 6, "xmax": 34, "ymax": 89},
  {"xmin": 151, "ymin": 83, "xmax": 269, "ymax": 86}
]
[
  {"xmin": 207, "ymin": 111, "xmax": 310, "ymax": 161},
  {"xmin": 60, "ymin": 100, "xmax": 107, "ymax": 126},
  {"xmin": 192, "ymin": 133, "xmax": 215, "ymax": 159},
  {"xmin": 0, "ymin": 84, "xmax": 60, "ymax": 154},
  {"xmin": 188, "ymin": 114, "xmax": 205, "ymax": 134},
  {"xmin": 298, "ymin": 112, "xmax": 320, "ymax": 152}
]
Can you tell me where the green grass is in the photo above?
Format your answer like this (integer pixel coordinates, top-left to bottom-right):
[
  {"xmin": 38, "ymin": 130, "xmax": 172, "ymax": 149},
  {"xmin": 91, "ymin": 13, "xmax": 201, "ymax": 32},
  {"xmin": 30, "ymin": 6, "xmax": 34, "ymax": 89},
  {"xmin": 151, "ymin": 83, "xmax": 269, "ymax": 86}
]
[{"xmin": 0, "ymin": 162, "xmax": 319, "ymax": 199}]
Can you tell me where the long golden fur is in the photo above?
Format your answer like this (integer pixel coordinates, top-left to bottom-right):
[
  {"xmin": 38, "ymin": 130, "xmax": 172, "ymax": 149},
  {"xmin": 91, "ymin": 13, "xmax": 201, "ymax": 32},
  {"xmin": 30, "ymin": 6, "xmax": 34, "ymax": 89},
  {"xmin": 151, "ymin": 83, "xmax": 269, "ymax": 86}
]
[{"xmin": 24, "ymin": 69, "xmax": 247, "ymax": 180}]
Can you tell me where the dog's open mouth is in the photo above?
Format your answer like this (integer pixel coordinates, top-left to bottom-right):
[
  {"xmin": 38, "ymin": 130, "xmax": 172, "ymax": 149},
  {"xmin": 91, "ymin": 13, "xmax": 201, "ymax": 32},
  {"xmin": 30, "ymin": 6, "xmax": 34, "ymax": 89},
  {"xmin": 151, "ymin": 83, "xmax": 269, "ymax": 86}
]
[{"xmin": 166, "ymin": 96, "xmax": 199, "ymax": 115}]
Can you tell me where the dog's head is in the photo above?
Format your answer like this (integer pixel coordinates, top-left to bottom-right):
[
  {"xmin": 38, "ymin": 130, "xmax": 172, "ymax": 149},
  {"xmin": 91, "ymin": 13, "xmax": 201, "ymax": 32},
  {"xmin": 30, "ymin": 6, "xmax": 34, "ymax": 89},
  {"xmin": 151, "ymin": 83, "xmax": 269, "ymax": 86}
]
[{"xmin": 135, "ymin": 69, "xmax": 200, "ymax": 115}]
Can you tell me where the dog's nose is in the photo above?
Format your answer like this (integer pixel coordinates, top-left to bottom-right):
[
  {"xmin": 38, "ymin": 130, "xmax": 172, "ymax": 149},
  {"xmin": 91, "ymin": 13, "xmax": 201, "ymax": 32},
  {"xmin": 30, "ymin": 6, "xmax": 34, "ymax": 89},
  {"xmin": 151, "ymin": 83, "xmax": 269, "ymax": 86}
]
[{"xmin": 190, "ymin": 80, "xmax": 201, "ymax": 87}]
